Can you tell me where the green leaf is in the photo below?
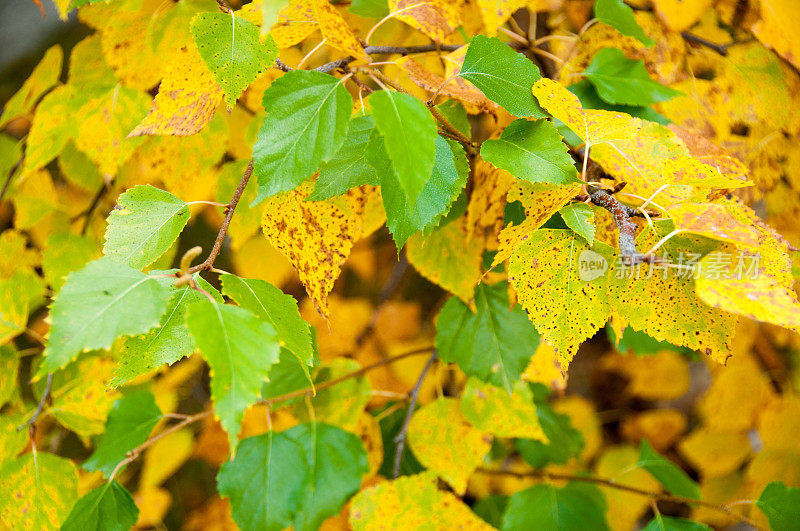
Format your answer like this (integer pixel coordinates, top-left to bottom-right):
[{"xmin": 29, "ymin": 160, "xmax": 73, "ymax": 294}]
[
  {"xmin": 0, "ymin": 135, "xmax": 21, "ymax": 180},
  {"xmin": 756, "ymin": 481, "xmax": 800, "ymax": 531},
  {"xmin": 376, "ymin": 135, "xmax": 469, "ymax": 249},
  {"xmin": 584, "ymin": 48, "xmax": 681, "ymax": 106},
  {"xmin": 516, "ymin": 384, "xmax": 584, "ymax": 468},
  {"xmin": 473, "ymin": 494, "xmax": 508, "ymax": 528},
  {"xmin": 0, "ymin": 345, "xmax": 19, "ymax": 407},
  {"xmin": 369, "ymin": 90, "xmax": 438, "ymax": 208},
  {"xmin": 559, "ymin": 203, "xmax": 596, "ymax": 244},
  {"xmin": 481, "ymin": 119, "xmax": 579, "ymax": 185},
  {"xmin": 307, "ymin": 115, "xmax": 379, "ymax": 201},
  {"xmin": 286, "ymin": 423, "xmax": 369, "ymax": 531},
  {"xmin": 111, "ymin": 273, "xmax": 222, "ymax": 388},
  {"xmin": 606, "ymin": 325, "xmax": 692, "ymax": 357},
  {"xmin": 261, "ymin": 347, "xmax": 315, "ymax": 400},
  {"xmin": 219, "ymin": 423, "xmax": 368, "ymax": 531},
  {"xmin": 637, "ymin": 439, "xmax": 700, "ymax": 500},
  {"xmin": 435, "ymin": 281, "xmax": 540, "ymax": 392},
  {"xmin": 459, "ymin": 35, "xmax": 545, "ymax": 117},
  {"xmin": 220, "ymin": 274, "xmax": 313, "ymax": 367},
  {"xmin": 567, "ymin": 80, "xmax": 669, "ymax": 125},
  {"xmin": 502, "ymin": 482, "xmax": 610, "ymax": 531},
  {"xmin": 0, "ymin": 453, "xmax": 78, "ymax": 530},
  {"xmin": 594, "ymin": 0, "xmax": 654, "ymax": 46},
  {"xmin": 42, "ymin": 232, "xmax": 101, "ymax": 292},
  {"xmin": 436, "ymin": 100, "xmax": 471, "ymax": 137},
  {"xmin": 60, "ymin": 481, "xmax": 138, "ymax": 531},
  {"xmin": 187, "ymin": 299, "xmax": 280, "ymax": 446},
  {"xmin": 253, "ymin": 70, "xmax": 352, "ymax": 201},
  {"xmin": 83, "ymin": 390, "xmax": 162, "ymax": 477},
  {"xmin": 39, "ymin": 259, "xmax": 171, "ymax": 375},
  {"xmin": 103, "ymin": 185, "xmax": 190, "ymax": 270},
  {"xmin": 642, "ymin": 515, "xmax": 711, "ymax": 531},
  {"xmin": 349, "ymin": 0, "xmax": 389, "ymax": 18},
  {"xmin": 191, "ymin": 13, "xmax": 279, "ymax": 106},
  {"xmin": 218, "ymin": 430, "xmax": 308, "ymax": 531}
]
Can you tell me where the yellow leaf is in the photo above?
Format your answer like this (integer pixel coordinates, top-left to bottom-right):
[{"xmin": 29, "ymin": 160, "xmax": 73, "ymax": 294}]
[
  {"xmin": 133, "ymin": 487, "xmax": 172, "ymax": 528},
  {"xmin": 0, "ymin": 45, "xmax": 62, "ymax": 129},
  {"xmin": 75, "ymin": 86, "xmax": 150, "ymax": 175},
  {"xmin": 466, "ymin": 160, "xmax": 515, "ymax": 247},
  {"xmin": 0, "ymin": 414, "xmax": 28, "ymax": 465},
  {"xmin": 301, "ymin": 295, "xmax": 372, "ymax": 361},
  {"xmin": 183, "ymin": 496, "xmax": 238, "ymax": 531},
  {"xmin": 261, "ymin": 183, "xmax": 368, "ymax": 319},
  {"xmin": 653, "ymin": 0, "xmax": 712, "ymax": 31},
  {"xmin": 0, "ymin": 230, "xmax": 39, "ymax": 279},
  {"xmin": 314, "ymin": 0, "xmax": 370, "ymax": 62},
  {"xmin": 666, "ymin": 203, "xmax": 760, "ymax": 248},
  {"xmin": 476, "ymin": 0, "xmax": 527, "ymax": 36},
  {"xmin": 620, "ymin": 409, "xmax": 687, "ymax": 452},
  {"xmin": 0, "ymin": 286, "xmax": 27, "ymax": 347},
  {"xmin": 100, "ymin": 6, "xmax": 164, "ymax": 90},
  {"xmin": 294, "ymin": 358, "xmax": 371, "ymax": 431},
  {"xmin": 130, "ymin": 42, "xmax": 223, "ymax": 137},
  {"xmin": 756, "ymin": 395, "xmax": 800, "ymax": 453},
  {"xmin": 601, "ymin": 350, "xmax": 690, "ymax": 401},
  {"xmin": 594, "ymin": 445, "xmax": 661, "ymax": 531},
  {"xmin": 270, "ymin": 0, "xmax": 319, "ymax": 49},
  {"xmin": 388, "ymin": 0, "xmax": 461, "ymax": 43},
  {"xmin": 691, "ymin": 472, "xmax": 751, "ymax": 528},
  {"xmin": 521, "ymin": 341, "xmax": 566, "ymax": 391},
  {"xmin": 22, "ymin": 85, "xmax": 87, "ymax": 174},
  {"xmin": 398, "ymin": 57, "xmax": 495, "ymax": 114},
  {"xmin": 406, "ymin": 218, "xmax": 483, "ymax": 306},
  {"xmin": 677, "ymin": 427, "xmax": 751, "ymax": 478},
  {"xmin": 460, "ymin": 377, "xmax": 548, "ymax": 441},
  {"xmin": 68, "ymin": 34, "xmax": 116, "ymax": 91},
  {"xmin": 354, "ymin": 412, "xmax": 384, "ymax": 477},
  {"xmin": 509, "ymin": 229, "xmax": 614, "ymax": 368},
  {"xmin": 407, "ymin": 397, "xmax": 491, "ymax": 494},
  {"xmin": 493, "ymin": 180, "xmax": 582, "ymax": 267},
  {"xmin": 752, "ymin": 0, "xmax": 800, "ymax": 70},
  {"xmin": 11, "ymin": 169, "xmax": 60, "ymax": 230},
  {"xmin": 140, "ymin": 428, "xmax": 194, "ymax": 488},
  {"xmin": 349, "ymin": 471, "xmax": 495, "ymax": 530},
  {"xmin": 231, "ymin": 235, "xmax": 297, "ymax": 288}
]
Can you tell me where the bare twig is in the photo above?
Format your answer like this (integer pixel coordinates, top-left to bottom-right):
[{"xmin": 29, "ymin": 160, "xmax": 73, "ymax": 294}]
[
  {"xmin": 477, "ymin": 468, "xmax": 767, "ymax": 531},
  {"xmin": 590, "ymin": 189, "xmax": 654, "ymax": 265},
  {"xmin": 393, "ymin": 351, "xmax": 437, "ymax": 478},
  {"xmin": 17, "ymin": 373, "xmax": 52, "ymax": 432},
  {"xmin": 426, "ymin": 101, "xmax": 476, "ymax": 153},
  {"xmin": 187, "ymin": 160, "xmax": 254, "ymax": 274},
  {"xmin": 275, "ymin": 58, "xmax": 293, "ymax": 72},
  {"xmin": 680, "ymin": 32, "xmax": 740, "ymax": 56}
]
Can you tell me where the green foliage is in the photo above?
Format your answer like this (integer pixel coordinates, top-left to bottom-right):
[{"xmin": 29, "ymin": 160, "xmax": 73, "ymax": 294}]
[
  {"xmin": 39, "ymin": 259, "xmax": 171, "ymax": 375},
  {"xmin": 253, "ymin": 71, "xmax": 352, "ymax": 201},
  {"xmin": 559, "ymin": 203, "xmax": 596, "ymax": 244},
  {"xmin": 584, "ymin": 48, "xmax": 682, "ymax": 106},
  {"xmin": 756, "ymin": 481, "xmax": 800, "ymax": 531},
  {"xmin": 42, "ymin": 233, "xmax": 100, "ymax": 292},
  {"xmin": 436, "ymin": 282, "xmax": 540, "ymax": 391},
  {"xmin": 308, "ymin": 115, "xmax": 379, "ymax": 201},
  {"xmin": 188, "ymin": 299, "xmax": 280, "ymax": 446},
  {"xmin": 459, "ymin": 35, "xmax": 545, "ymax": 117},
  {"xmin": 369, "ymin": 90, "xmax": 438, "ymax": 209},
  {"xmin": 567, "ymin": 80, "xmax": 669, "ymax": 125},
  {"xmin": 515, "ymin": 384, "xmax": 584, "ymax": 467},
  {"xmin": 593, "ymin": 0, "xmax": 654, "ymax": 46},
  {"xmin": 218, "ymin": 423, "xmax": 368, "ymax": 531},
  {"xmin": 191, "ymin": 13, "xmax": 279, "ymax": 107},
  {"xmin": 502, "ymin": 482, "xmax": 610, "ymax": 531},
  {"xmin": 349, "ymin": 0, "xmax": 389, "ymax": 18},
  {"xmin": 642, "ymin": 515, "xmax": 712, "ymax": 531},
  {"xmin": 637, "ymin": 440, "xmax": 701, "ymax": 500},
  {"xmin": 481, "ymin": 119, "xmax": 579, "ymax": 185},
  {"xmin": 61, "ymin": 481, "xmax": 139, "ymax": 531},
  {"xmin": 83, "ymin": 390, "xmax": 162, "ymax": 477},
  {"xmin": 103, "ymin": 185, "xmax": 190, "ymax": 270}
]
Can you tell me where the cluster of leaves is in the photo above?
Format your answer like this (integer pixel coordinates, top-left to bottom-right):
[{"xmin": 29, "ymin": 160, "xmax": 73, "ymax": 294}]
[{"xmin": 1, "ymin": 0, "xmax": 800, "ymax": 528}]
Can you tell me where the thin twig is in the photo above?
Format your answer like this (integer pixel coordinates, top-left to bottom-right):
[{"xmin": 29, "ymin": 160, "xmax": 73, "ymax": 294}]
[
  {"xmin": 590, "ymin": 189, "xmax": 653, "ymax": 265},
  {"xmin": 76, "ymin": 177, "xmax": 113, "ymax": 235},
  {"xmin": 275, "ymin": 58, "xmax": 292, "ymax": 72},
  {"xmin": 356, "ymin": 250, "xmax": 409, "ymax": 346},
  {"xmin": 187, "ymin": 160, "xmax": 253, "ymax": 274},
  {"xmin": 17, "ymin": 374, "xmax": 52, "ymax": 432},
  {"xmin": 393, "ymin": 351, "xmax": 437, "ymax": 478},
  {"xmin": 426, "ymin": 101, "xmax": 476, "ymax": 153},
  {"xmin": 477, "ymin": 468, "xmax": 768, "ymax": 531},
  {"xmin": 680, "ymin": 32, "xmax": 738, "ymax": 56}
]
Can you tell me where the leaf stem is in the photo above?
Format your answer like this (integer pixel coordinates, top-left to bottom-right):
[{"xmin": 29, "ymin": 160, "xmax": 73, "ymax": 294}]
[
  {"xmin": 393, "ymin": 350, "xmax": 437, "ymax": 477},
  {"xmin": 17, "ymin": 373, "xmax": 52, "ymax": 432}
]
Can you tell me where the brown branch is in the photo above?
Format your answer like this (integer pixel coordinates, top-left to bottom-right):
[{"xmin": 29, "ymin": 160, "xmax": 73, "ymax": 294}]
[
  {"xmin": 680, "ymin": 32, "xmax": 734, "ymax": 56},
  {"xmin": 17, "ymin": 373, "xmax": 52, "ymax": 432},
  {"xmin": 187, "ymin": 160, "xmax": 254, "ymax": 274},
  {"xmin": 477, "ymin": 468, "xmax": 768, "ymax": 531},
  {"xmin": 275, "ymin": 58, "xmax": 292, "ymax": 72},
  {"xmin": 393, "ymin": 351, "xmax": 437, "ymax": 477},
  {"xmin": 589, "ymin": 189, "xmax": 653, "ymax": 265},
  {"xmin": 426, "ymin": 101, "xmax": 477, "ymax": 154}
]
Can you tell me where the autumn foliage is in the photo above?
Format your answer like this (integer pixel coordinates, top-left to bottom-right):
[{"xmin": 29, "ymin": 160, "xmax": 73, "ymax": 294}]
[{"xmin": 1, "ymin": 0, "xmax": 800, "ymax": 528}]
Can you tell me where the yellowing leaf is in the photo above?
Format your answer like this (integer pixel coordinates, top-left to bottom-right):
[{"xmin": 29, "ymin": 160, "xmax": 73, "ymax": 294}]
[
  {"xmin": 553, "ymin": 395, "xmax": 602, "ymax": 462},
  {"xmin": 620, "ymin": 409, "xmax": 687, "ymax": 452},
  {"xmin": 509, "ymin": 229, "xmax": 614, "ymax": 368},
  {"xmin": 476, "ymin": 0, "xmax": 526, "ymax": 36},
  {"xmin": 0, "ymin": 282, "xmax": 27, "ymax": 346},
  {"xmin": 350, "ymin": 472, "xmax": 494, "ymax": 530},
  {"xmin": 407, "ymin": 397, "xmax": 491, "ymax": 494},
  {"xmin": 133, "ymin": 487, "xmax": 172, "ymax": 529},
  {"xmin": 752, "ymin": 0, "xmax": 800, "ymax": 70},
  {"xmin": 75, "ymin": 86, "xmax": 150, "ymax": 175},
  {"xmin": 388, "ymin": 0, "xmax": 461, "ymax": 43},
  {"xmin": 314, "ymin": 0, "xmax": 370, "ymax": 62},
  {"xmin": 460, "ymin": 377, "xmax": 548, "ymax": 441},
  {"xmin": 398, "ymin": 57, "xmax": 495, "ymax": 114},
  {"xmin": 130, "ymin": 42, "xmax": 223, "ymax": 137},
  {"xmin": 653, "ymin": 0, "xmax": 712, "ymax": 31},
  {"xmin": 11, "ymin": 169, "xmax": 60, "ymax": 230},
  {"xmin": 0, "ymin": 45, "xmax": 62, "ymax": 128},
  {"xmin": 603, "ymin": 350, "xmax": 690, "ymax": 401},
  {"xmin": 666, "ymin": 203, "xmax": 760, "ymax": 248},
  {"xmin": 100, "ymin": 7, "xmax": 163, "ymax": 90},
  {"xmin": 493, "ymin": 181, "xmax": 582, "ymax": 267},
  {"xmin": 678, "ymin": 427, "xmax": 751, "ymax": 478},
  {"xmin": 757, "ymin": 395, "xmax": 800, "ymax": 453},
  {"xmin": 695, "ymin": 252, "xmax": 800, "ymax": 330},
  {"xmin": 594, "ymin": 445, "xmax": 661, "ymax": 531},
  {"xmin": 23, "ymin": 85, "xmax": 89, "ymax": 174},
  {"xmin": 466, "ymin": 160, "xmax": 515, "ymax": 246},
  {"xmin": 521, "ymin": 341, "xmax": 566, "ymax": 391},
  {"xmin": 261, "ymin": 183, "xmax": 368, "ymax": 318},
  {"xmin": 270, "ymin": 0, "xmax": 319, "ymax": 48},
  {"xmin": 140, "ymin": 428, "xmax": 194, "ymax": 488},
  {"xmin": 406, "ymin": 218, "xmax": 483, "ymax": 305},
  {"xmin": 0, "ymin": 230, "xmax": 39, "ymax": 279}
]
